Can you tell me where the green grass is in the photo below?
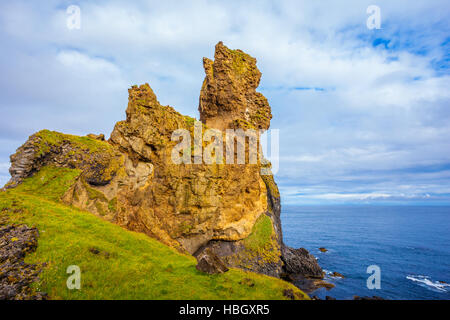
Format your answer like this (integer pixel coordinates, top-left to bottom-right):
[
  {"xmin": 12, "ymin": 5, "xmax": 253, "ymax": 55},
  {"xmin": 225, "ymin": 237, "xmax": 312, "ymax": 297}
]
[
  {"xmin": 0, "ymin": 166, "xmax": 307, "ymax": 300},
  {"xmin": 13, "ymin": 166, "xmax": 81, "ymax": 202}
]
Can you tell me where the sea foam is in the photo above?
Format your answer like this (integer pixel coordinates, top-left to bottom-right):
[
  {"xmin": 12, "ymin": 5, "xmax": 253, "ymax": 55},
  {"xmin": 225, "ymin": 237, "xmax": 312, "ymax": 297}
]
[{"xmin": 406, "ymin": 275, "xmax": 450, "ymax": 293}]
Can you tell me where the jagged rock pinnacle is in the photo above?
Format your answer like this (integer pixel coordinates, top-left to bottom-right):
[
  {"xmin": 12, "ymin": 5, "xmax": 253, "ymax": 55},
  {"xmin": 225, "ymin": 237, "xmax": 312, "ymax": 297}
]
[{"xmin": 199, "ymin": 41, "xmax": 272, "ymax": 131}]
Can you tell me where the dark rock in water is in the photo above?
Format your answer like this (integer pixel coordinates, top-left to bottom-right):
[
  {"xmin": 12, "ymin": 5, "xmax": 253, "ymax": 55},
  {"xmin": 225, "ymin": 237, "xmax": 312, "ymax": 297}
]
[
  {"xmin": 293, "ymin": 275, "xmax": 334, "ymax": 293},
  {"xmin": 325, "ymin": 296, "xmax": 336, "ymax": 300},
  {"xmin": 281, "ymin": 245, "xmax": 323, "ymax": 279},
  {"xmin": 331, "ymin": 271, "xmax": 345, "ymax": 278},
  {"xmin": 280, "ymin": 245, "xmax": 327, "ymax": 293},
  {"xmin": 353, "ymin": 295, "xmax": 385, "ymax": 300},
  {"xmin": 0, "ymin": 225, "xmax": 47, "ymax": 300},
  {"xmin": 320, "ymin": 281, "xmax": 335, "ymax": 290},
  {"xmin": 195, "ymin": 248, "xmax": 229, "ymax": 274},
  {"xmin": 319, "ymin": 247, "xmax": 328, "ymax": 253}
]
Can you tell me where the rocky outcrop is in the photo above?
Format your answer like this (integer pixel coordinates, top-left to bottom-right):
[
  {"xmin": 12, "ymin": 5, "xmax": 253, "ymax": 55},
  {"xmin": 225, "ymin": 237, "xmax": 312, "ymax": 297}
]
[
  {"xmin": 199, "ymin": 42, "xmax": 272, "ymax": 131},
  {"xmin": 0, "ymin": 225, "xmax": 47, "ymax": 300},
  {"xmin": 5, "ymin": 42, "xmax": 322, "ymax": 284},
  {"xmin": 6, "ymin": 130, "xmax": 121, "ymax": 189},
  {"xmin": 281, "ymin": 246, "xmax": 323, "ymax": 279},
  {"xmin": 104, "ymin": 82, "xmax": 271, "ymax": 252}
]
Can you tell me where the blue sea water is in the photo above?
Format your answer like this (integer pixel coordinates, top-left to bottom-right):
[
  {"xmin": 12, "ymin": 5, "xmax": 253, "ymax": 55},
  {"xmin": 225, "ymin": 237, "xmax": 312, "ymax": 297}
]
[{"xmin": 281, "ymin": 205, "xmax": 450, "ymax": 300}]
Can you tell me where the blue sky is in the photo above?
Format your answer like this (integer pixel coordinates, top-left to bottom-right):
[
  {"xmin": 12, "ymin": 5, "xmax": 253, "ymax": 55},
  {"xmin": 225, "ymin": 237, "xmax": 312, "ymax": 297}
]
[{"xmin": 1, "ymin": 0, "xmax": 449, "ymax": 205}]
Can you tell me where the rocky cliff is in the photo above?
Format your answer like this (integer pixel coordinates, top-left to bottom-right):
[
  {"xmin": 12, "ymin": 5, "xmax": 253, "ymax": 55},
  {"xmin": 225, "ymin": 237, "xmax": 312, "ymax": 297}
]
[{"xmin": 5, "ymin": 42, "xmax": 322, "ymax": 281}]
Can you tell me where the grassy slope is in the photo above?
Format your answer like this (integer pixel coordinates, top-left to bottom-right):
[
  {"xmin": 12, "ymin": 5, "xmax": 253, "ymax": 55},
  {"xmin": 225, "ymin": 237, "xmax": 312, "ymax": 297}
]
[{"xmin": 0, "ymin": 166, "xmax": 308, "ymax": 300}]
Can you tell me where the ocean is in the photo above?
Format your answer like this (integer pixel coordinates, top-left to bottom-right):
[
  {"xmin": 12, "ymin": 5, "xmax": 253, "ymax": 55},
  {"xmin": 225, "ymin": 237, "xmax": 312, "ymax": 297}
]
[{"xmin": 281, "ymin": 205, "xmax": 450, "ymax": 300}]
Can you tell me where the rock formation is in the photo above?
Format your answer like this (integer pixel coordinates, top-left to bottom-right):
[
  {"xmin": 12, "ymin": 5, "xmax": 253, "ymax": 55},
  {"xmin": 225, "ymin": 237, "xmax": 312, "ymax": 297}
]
[
  {"xmin": 5, "ymin": 42, "xmax": 322, "ymax": 283},
  {"xmin": 199, "ymin": 42, "xmax": 272, "ymax": 131}
]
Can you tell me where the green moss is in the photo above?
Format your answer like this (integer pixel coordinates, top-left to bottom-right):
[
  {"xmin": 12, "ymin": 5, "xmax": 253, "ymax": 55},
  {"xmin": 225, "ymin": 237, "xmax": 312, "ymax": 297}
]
[
  {"xmin": 100, "ymin": 154, "xmax": 122, "ymax": 182},
  {"xmin": 240, "ymin": 214, "xmax": 280, "ymax": 265},
  {"xmin": 232, "ymin": 119, "xmax": 255, "ymax": 130},
  {"xmin": 244, "ymin": 214, "xmax": 274, "ymax": 252},
  {"xmin": 184, "ymin": 115, "xmax": 196, "ymax": 128},
  {"xmin": 250, "ymin": 108, "xmax": 271, "ymax": 124},
  {"xmin": 230, "ymin": 49, "xmax": 251, "ymax": 75},
  {"xmin": 0, "ymin": 167, "xmax": 307, "ymax": 300}
]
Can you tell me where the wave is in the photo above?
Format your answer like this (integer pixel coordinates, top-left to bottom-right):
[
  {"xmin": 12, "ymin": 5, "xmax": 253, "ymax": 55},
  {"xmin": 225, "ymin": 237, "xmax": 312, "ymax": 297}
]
[
  {"xmin": 406, "ymin": 275, "xmax": 450, "ymax": 293},
  {"xmin": 323, "ymin": 269, "xmax": 344, "ymax": 280}
]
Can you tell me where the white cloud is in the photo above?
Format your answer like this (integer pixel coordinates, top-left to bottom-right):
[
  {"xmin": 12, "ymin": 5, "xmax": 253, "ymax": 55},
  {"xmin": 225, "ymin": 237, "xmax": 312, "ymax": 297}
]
[
  {"xmin": 56, "ymin": 50, "xmax": 120, "ymax": 75},
  {"xmin": 299, "ymin": 193, "xmax": 392, "ymax": 200}
]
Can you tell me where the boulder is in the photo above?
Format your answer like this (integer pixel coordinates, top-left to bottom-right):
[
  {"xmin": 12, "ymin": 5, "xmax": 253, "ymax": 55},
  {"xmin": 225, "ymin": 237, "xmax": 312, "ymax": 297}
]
[{"xmin": 195, "ymin": 248, "xmax": 229, "ymax": 274}]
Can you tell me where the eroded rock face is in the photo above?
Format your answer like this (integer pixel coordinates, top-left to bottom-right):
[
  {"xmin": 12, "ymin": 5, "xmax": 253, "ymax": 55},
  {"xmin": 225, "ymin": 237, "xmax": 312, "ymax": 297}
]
[
  {"xmin": 199, "ymin": 42, "xmax": 272, "ymax": 131},
  {"xmin": 5, "ymin": 42, "xmax": 322, "ymax": 281},
  {"xmin": 281, "ymin": 246, "xmax": 324, "ymax": 279},
  {"xmin": 105, "ymin": 83, "xmax": 271, "ymax": 253}
]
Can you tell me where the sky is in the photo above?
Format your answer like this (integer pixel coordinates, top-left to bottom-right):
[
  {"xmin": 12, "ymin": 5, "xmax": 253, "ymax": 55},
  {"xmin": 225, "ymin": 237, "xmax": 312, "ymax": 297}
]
[{"xmin": 0, "ymin": 0, "xmax": 449, "ymax": 205}]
